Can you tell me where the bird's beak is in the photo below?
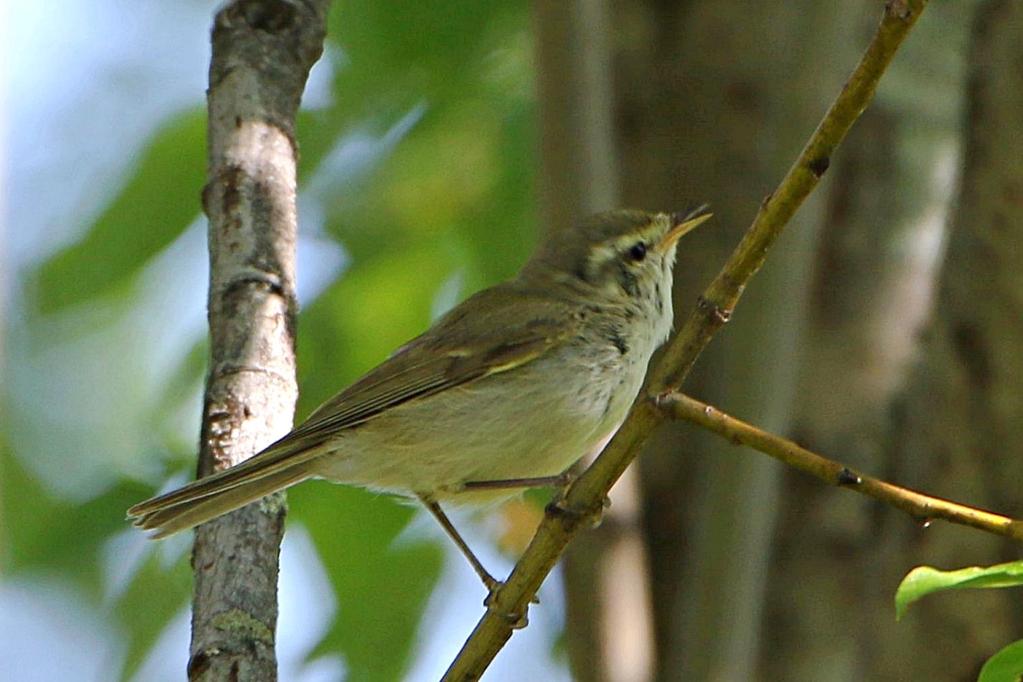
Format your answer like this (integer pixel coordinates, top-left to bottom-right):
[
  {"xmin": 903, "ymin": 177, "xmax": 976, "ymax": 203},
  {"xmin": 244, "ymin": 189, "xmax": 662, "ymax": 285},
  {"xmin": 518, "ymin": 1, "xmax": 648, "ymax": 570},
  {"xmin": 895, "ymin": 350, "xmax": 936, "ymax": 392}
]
[{"xmin": 657, "ymin": 207, "xmax": 712, "ymax": 253}]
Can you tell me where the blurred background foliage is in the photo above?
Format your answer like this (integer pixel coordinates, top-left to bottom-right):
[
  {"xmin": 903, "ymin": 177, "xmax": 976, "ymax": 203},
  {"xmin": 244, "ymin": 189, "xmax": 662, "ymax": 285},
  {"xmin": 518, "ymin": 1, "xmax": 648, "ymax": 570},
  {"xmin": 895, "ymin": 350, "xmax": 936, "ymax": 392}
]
[
  {"xmin": 3, "ymin": 1, "xmax": 562, "ymax": 680},
  {"xmin": 4, "ymin": 1, "xmax": 1021, "ymax": 681}
]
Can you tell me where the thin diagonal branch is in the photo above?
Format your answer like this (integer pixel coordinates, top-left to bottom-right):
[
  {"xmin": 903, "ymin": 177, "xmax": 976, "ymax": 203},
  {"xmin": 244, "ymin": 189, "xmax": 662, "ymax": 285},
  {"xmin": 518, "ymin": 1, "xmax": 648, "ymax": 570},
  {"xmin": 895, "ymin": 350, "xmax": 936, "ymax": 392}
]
[
  {"xmin": 443, "ymin": 1, "xmax": 930, "ymax": 679},
  {"xmin": 659, "ymin": 392, "xmax": 1023, "ymax": 542}
]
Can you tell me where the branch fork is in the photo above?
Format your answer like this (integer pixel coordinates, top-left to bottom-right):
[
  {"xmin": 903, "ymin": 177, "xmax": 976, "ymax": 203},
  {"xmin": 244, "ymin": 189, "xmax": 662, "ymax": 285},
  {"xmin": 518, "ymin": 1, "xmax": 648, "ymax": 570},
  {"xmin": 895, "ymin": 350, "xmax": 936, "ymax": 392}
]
[{"xmin": 441, "ymin": 2, "xmax": 959, "ymax": 679}]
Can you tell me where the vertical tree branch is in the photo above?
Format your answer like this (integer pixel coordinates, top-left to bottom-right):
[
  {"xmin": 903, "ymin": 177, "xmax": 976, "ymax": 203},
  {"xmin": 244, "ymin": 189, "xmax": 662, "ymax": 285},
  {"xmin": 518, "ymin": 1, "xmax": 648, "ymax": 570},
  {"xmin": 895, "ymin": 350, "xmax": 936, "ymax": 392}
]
[{"xmin": 188, "ymin": 2, "xmax": 330, "ymax": 680}]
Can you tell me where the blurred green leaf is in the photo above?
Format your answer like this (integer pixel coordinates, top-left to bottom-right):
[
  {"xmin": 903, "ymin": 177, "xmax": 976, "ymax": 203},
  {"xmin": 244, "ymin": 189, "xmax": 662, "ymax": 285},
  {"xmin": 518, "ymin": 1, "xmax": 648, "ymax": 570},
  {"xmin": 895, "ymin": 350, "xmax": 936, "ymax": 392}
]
[
  {"xmin": 115, "ymin": 548, "xmax": 191, "ymax": 681},
  {"xmin": 33, "ymin": 109, "xmax": 206, "ymax": 313},
  {"xmin": 458, "ymin": 102, "xmax": 536, "ymax": 285},
  {"xmin": 314, "ymin": 101, "xmax": 535, "ymax": 318},
  {"xmin": 321, "ymin": 0, "xmax": 535, "ymax": 276},
  {"xmin": 328, "ymin": 1, "xmax": 526, "ymax": 120},
  {"xmin": 895, "ymin": 561, "xmax": 1023, "ymax": 620},
  {"xmin": 151, "ymin": 337, "xmax": 208, "ymax": 462},
  {"xmin": 979, "ymin": 639, "xmax": 1023, "ymax": 682},
  {"xmin": 8, "ymin": 3, "xmax": 540, "ymax": 679},
  {"xmin": 296, "ymin": 241, "xmax": 457, "ymax": 418},
  {"xmin": 1, "ymin": 449, "xmax": 151, "ymax": 595},
  {"xmin": 290, "ymin": 482, "xmax": 443, "ymax": 682}
]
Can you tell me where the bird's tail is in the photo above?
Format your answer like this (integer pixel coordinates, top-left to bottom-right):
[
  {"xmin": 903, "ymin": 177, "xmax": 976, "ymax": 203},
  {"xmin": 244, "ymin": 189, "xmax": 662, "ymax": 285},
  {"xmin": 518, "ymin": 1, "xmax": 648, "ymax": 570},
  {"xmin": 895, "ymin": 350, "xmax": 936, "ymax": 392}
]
[{"xmin": 127, "ymin": 440, "xmax": 323, "ymax": 538}]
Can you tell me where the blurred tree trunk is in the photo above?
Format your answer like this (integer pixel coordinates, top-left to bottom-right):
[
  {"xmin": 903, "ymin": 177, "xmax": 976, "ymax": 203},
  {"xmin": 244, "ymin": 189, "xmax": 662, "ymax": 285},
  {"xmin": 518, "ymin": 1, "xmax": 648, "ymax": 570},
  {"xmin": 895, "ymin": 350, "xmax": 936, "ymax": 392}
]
[
  {"xmin": 858, "ymin": 1, "xmax": 1023, "ymax": 678},
  {"xmin": 760, "ymin": 4, "xmax": 970, "ymax": 679},
  {"xmin": 534, "ymin": 2, "xmax": 657, "ymax": 680},
  {"xmin": 608, "ymin": 2, "xmax": 864, "ymax": 679},
  {"xmin": 760, "ymin": 106, "xmax": 949, "ymax": 682},
  {"xmin": 189, "ymin": 2, "xmax": 329, "ymax": 680}
]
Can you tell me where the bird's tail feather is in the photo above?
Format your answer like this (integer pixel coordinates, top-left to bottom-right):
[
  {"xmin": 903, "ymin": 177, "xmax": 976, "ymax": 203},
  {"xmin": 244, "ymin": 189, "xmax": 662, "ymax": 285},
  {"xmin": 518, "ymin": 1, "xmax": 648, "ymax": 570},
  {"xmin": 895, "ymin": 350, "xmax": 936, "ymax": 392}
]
[{"xmin": 128, "ymin": 441, "xmax": 322, "ymax": 538}]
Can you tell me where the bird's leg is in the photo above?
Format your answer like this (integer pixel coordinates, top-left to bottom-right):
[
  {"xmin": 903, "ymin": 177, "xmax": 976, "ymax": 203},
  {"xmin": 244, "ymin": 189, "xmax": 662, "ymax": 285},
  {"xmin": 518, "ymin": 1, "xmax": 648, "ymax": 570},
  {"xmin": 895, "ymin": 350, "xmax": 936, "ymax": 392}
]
[
  {"xmin": 417, "ymin": 494, "xmax": 500, "ymax": 593},
  {"xmin": 459, "ymin": 465, "xmax": 608, "ymax": 530},
  {"xmin": 460, "ymin": 469, "xmax": 576, "ymax": 492},
  {"xmin": 423, "ymin": 468, "xmax": 582, "ymax": 612}
]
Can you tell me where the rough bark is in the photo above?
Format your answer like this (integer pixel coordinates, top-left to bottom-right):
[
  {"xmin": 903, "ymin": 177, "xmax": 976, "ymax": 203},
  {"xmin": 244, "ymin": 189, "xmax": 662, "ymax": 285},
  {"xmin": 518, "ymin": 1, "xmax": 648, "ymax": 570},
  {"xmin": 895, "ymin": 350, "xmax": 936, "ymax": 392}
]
[
  {"xmin": 609, "ymin": 2, "xmax": 862, "ymax": 678},
  {"xmin": 862, "ymin": 2, "xmax": 1023, "ymax": 678},
  {"xmin": 534, "ymin": 2, "xmax": 656, "ymax": 680},
  {"xmin": 188, "ymin": 2, "xmax": 329, "ymax": 680}
]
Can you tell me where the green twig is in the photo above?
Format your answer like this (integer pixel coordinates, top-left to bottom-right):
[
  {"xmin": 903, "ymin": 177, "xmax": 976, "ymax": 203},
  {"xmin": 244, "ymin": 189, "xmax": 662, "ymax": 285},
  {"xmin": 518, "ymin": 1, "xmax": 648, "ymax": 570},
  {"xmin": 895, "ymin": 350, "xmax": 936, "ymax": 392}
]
[{"xmin": 442, "ymin": 2, "xmax": 930, "ymax": 679}]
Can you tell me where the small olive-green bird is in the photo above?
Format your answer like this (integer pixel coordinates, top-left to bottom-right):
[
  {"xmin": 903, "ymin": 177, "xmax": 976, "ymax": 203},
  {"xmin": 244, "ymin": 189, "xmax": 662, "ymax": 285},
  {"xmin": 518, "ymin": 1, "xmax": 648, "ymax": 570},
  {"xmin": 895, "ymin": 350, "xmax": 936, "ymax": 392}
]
[{"xmin": 129, "ymin": 208, "xmax": 710, "ymax": 586}]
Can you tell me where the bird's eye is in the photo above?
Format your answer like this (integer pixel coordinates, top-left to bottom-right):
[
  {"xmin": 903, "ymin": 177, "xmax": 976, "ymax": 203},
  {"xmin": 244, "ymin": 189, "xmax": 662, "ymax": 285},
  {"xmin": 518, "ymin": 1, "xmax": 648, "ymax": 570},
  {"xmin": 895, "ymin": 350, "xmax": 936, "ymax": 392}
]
[{"xmin": 627, "ymin": 242, "xmax": 647, "ymax": 262}]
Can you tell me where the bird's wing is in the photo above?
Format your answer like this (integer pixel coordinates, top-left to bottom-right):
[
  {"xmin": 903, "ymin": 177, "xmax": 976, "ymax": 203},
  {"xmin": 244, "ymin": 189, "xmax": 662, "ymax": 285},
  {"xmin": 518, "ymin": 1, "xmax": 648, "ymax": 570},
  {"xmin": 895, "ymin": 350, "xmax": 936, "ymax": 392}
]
[
  {"xmin": 293, "ymin": 284, "xmax": 576, "ymax": 441},
  {"xmin": 127, "ymin": 284, "xmax": 577, "ymax": 521},
  {"xmin": 193, "ymin": 283, "xmax": 580, "ymax": 486}
]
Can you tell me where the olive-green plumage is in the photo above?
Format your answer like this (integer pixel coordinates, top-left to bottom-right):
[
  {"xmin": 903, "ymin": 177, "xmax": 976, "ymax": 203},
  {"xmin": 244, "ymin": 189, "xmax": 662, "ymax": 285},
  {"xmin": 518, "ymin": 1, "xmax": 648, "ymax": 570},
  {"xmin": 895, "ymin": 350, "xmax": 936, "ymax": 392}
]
[{"xmin": 128, "ymin": 208, "xmax": 710, "ymax": 558}]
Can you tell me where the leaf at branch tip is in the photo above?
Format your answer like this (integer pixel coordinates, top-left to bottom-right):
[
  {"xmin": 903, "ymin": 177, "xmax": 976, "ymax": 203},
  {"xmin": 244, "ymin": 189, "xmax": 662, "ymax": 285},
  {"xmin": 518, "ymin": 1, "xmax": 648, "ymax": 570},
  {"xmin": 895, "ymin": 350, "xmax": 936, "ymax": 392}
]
[
  {"xmin": 894, "ymin": 561, "xmax": 1023, "ymax": 620},
  {"xmin": 978, "ymin": 639, "xmax": 1023, "ymax": 682}
]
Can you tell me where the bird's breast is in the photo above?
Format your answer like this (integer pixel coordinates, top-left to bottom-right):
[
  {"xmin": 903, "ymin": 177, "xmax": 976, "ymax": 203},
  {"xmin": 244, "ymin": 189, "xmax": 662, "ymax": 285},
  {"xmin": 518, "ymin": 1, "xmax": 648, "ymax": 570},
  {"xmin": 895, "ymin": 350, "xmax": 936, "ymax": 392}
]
[{"xmin": 312, "ymin": 308, "xmax": 666, "ymax": 502}]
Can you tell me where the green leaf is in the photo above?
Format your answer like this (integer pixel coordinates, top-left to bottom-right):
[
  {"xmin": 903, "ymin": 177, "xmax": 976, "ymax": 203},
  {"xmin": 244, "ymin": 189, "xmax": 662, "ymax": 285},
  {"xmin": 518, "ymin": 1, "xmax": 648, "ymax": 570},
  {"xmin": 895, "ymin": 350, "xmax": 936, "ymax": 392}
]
[
  {"xmin": 289, "ymin": 482, "xmax": 443, "ymax": 682},
  {"xmin": 1, "ymin": 448, "xmax": 153, "ymax": 595},
  {"xmin": 114, "ymin": 546, "xmax": 191, "ymax": 681},
  {"xmin": 328, "ymin": 0, "xmax": 525, "ymax": 119},
  {"xmin": 895, "ymin": 561, "xmax": 1023, "ymax": 620},
  {"xmin": 32, "ymin": 109, "xmax": 206, "ymax": 313},
  {"xmin": 979, "ymin": 640, "xmax": 1023, "ymax": 682}
]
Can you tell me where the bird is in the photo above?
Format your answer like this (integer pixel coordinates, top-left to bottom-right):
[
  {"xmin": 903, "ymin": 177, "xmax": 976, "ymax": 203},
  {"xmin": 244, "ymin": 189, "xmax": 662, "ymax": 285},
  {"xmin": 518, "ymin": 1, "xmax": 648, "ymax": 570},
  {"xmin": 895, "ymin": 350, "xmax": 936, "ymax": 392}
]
[{"xmin": 128, "ymin": 207, "xmax": 710, "ymax": 589}]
